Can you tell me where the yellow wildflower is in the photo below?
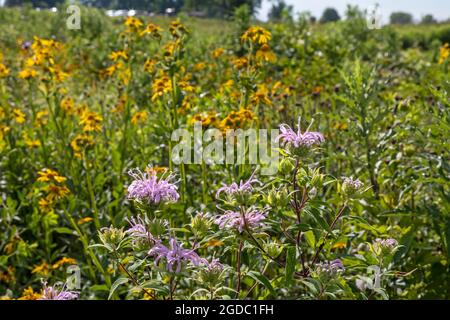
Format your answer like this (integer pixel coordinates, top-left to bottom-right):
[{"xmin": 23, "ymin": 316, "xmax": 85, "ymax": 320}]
[
  {"xmin": 124, "ymin": 16, "xmax": 143, "ymax": 32},
  {"xmin": 80, "ymin": 110, "xmax": 103, "ymax": 132},
  {"xmin": 131, "ymin": 110, "xmax": 148, "ymax": 125},
  {"xmin": 439, "ymin": 43, "xmax": 450, "ymax": 64},
  {"xmin": 241, "ymin": 26, "xmax": 272, "ymax": 45},
  {"xmin": 140, "ymin": 23, "xmax": 162, "ymax": 39},
  {"xmin": 12, "ymin": 109, "xmax": 26, "ymax": 124},
  {"xmin": 71, "ymin": 134, "xmax": 94, "ymax": 158},
  {"xmin": 251, "ymin": 84, "xmax": 272, "ymax": 106},
  {"xmin": 212, "ymin": 48, "xmax": 224, "ymax": 59},
  {"xmin": 18, "ymin": 287, "xmax": 42, "ymax": 300},
  {"xmin": 232, "ymin": 57, "xmax": 248, "ymax": 70},
  {"xmin": 144, "ymin": 59, "xmax": 156, "ymax": 73},
  {"xmin": 31, "ymin": 261, "xmax": 50, "ymax": 276},
  {"xmin": 37, "ymin": 168, "xmax": 67, "ymax": 183},
  {"xmin": 151, "ymin": 74, "xmax": 172, "ymax": 101},
  {"xmin": 332, "ymin": 242, "xmax": 347, "ymax": 250},
  {"xmin": 194, "ymin": 62, "xmax": 209, "ymax": 73},
  {"xmin": 19, "ymin": 68, "xmax": 37, "ymax": 79},
  {"xmin": 0, "ymin": 63, "xmax": 9, "ymax": 77},
  {"xmin": 61, "ymin": 97, "xmax": 75, "ymax": 114},
  {"xmin": 52, "ymin": 257, "xmax": 77, "ymax": 269},
  {"xmin": 78, "ymin": 217, "xmax": 94, "ymax": 225},
  {"xmin": 109, "ymin": 50, "xmax": 128, "ymax": 62},
  {"xmin": 255, "ymin": 44, "xmax": 276, "ymax": 63},
  {"xmin": 45, "ymin": 185, "xmax": 70, "ymax": 202},
  {"xmin": 23, "ymin": 135, "xmax": 41, "ymax": 149},
  {"xmin": 36, "ymin": 110, "xmax": 49, "ymax": 126},
  {"xmin": 38, "ymin": 197, "xmax": 54, "ymax": 212}
]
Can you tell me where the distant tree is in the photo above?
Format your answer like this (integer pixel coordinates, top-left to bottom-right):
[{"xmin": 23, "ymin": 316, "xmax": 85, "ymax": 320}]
[
  {"xmin": 268, "ymin": 0, "xmax": 293, "ymax": 22},
  {"xmin": 320, "ymin": 7, "xmax": 340, "ymax": 23},
  {"xmin": 5, "ymin": 0, "xmax": 73, "ymax": 7},
  {"xmin": 421, "ymin": 14, "xmax": 437, "ymax": 24},
  {"xmin": 390, "ymin": 12, "xmax": 413, "ymax": 25},
  {"xmin": 183, "ymin": 0, "xmax": 261, "ymax": 18}
]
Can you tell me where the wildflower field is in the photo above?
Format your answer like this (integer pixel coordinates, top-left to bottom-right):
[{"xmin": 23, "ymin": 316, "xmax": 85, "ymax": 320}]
[{"xmin": 0, "ymin": 5, "xmax": 449, "ymax": 300}]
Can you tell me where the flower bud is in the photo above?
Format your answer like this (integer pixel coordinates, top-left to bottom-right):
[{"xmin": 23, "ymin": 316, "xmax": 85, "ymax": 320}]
[{"xmin": 99, "ymin": 226, "xmax": 126, "ymax": 251}]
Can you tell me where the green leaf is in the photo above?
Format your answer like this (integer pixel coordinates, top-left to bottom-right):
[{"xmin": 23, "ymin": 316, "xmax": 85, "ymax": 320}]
[
  {"xmin": 54, "ymin": 227, "xmax": 76, "ymax": 235},
  {"xmin": 108, "ymin": 277, "xmax": 129, "ymax": 300},
  {"xmin": 285, "ymin": 246, "xmax": 296, "ymax": 286},
  {"xmin": 246, "ymin": 271, "xmax": 276, "ymax": 296},
  {"xmin": 304, "ymin": 230, "xmax": 316, "ymax": 248}
]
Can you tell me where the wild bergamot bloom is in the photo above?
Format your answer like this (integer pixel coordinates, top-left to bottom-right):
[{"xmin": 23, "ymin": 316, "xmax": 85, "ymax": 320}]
[
  {"xmin": 279, "ymin": 117, "xmax": 324, "ymax": 150},
  {"xmin": 39, "ymin": 283, "xmax": 78, "ymax": 300},
  {"xmin": 149, "ymin": 238, "xmax": 203, "ymax": 273},
  {"xmin": 127, "ymin": 165, "xmax": 180, "ymax": 205},
  {"xmin": 216, "ymin": 170, "xmax": 261, "ymax": 199},
  {"xmin": 214, "ymin": 207, "xmax": 267, "ymax": 233}
]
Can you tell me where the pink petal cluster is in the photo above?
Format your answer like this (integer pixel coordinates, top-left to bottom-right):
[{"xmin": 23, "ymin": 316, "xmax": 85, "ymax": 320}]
[
  {"xmin": 149, "ymin": 238, "xmax": 203, "ymax": 273},
  {"xmin": 126, "ymin": 216, "xmax": 155, "ymax": 245},
  {"xmin": 214, "ymin": 208, "xmax": 267, "ymax": 233},
  {"xmin": 39, "ymin": 283, "xmax": 78, "ymax": 300},
  {"xmin": 279, "ymin": 118, "xmax": 324, "ymax": 149},
  {"xmin": 127, "ymin": 166, "xmax": 179, "ymax": 205},
  {"xmin": 216, "ymin": 170, "xmax": 261, "ymax": 198}
]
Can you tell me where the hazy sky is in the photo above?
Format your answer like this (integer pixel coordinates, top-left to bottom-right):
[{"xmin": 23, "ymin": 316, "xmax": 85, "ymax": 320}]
[
  {"xmin": 0, "ymin": 0, "xmax": 448, "ymax": 23},
  {"xmin": 258, "ymin": 0, "xmax": 450, "ymax": 22}
]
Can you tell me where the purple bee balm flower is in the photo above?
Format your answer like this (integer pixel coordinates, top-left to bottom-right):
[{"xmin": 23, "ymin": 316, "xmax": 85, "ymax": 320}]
[
  {"xmin": 127, "ymin": 166, "xmax": 179, "ymax": 205},
  {"xmin": 216, "ymin": 169, "xmax": 261, "ymax": 198},
  {"xmin": 39, "ymin": 283, "xmax": 78, "ymax": 300},
  {"xmin": 126, "ymin": 216, "xmax": 155, "ymax": 245},
  {"xmin": 279, "ymin": 118, "xmax": 324, "ymax": 149},
  {"xmin": 374, "ymin": 238, "xmax": 398, "ymax": 249},
  {"xmin": 214, "ymin": 207, "xmax": 267, "ymax": 233},
  {"xmin": 204, "ymin": 258, "xmax": 224, "ymax": 272},
  {"xmin": 316, "ymin": 259, "xmax": 345, "ymax": 276},
  {"xmin": 342, "ymin": 176, "xmax": 364, "ymax": 191},
  {"xmin": 149, "ymin": 238, "xmax": 203, "ymax": 273}
]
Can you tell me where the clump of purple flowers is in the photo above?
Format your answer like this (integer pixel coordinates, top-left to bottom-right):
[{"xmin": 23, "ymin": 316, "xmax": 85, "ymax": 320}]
[
  {"xmin": 127, "ymin": 166, "xmax": 179, "ymax": 205},
  {"xmin": 126, "ymin": 216, "xmax": 155, "ymax": 245},
  {"xmin": 149, "ymin": 238, "xmax": 203, "ymax": 273},
  {"xmin": 216, "ymin": 169, "xmax": 261, "ymax": 198},
  {"xmin": 279, "ymin": 118, "xmax": 324, "ymax": 149},
  {"xmin": 204, "ymin": 258, "xmax": 224, "ymax": 273},
  {"xmin": 374, "ymin": 238, "xmax": 398, "ymax": 250},
  {"xmin": 38, "ymin": 283, "xmax": 78, "ymax": 300},
  {"xmin": 214, "ymin": 207, "xmax": 267, "ymax": 233},
  {"xmin": 342, "ymin": 176, "xmax": 364, "ymax": 192},
  {"xmin": 316, "ymin": 259, "xmax": 345, "ymax": 276}
]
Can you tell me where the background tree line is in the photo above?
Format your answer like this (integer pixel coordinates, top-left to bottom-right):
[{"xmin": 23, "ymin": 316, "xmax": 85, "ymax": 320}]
[{"xmin": 4, "ymin": 0, "xmax": 261, "ymax": 17}]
